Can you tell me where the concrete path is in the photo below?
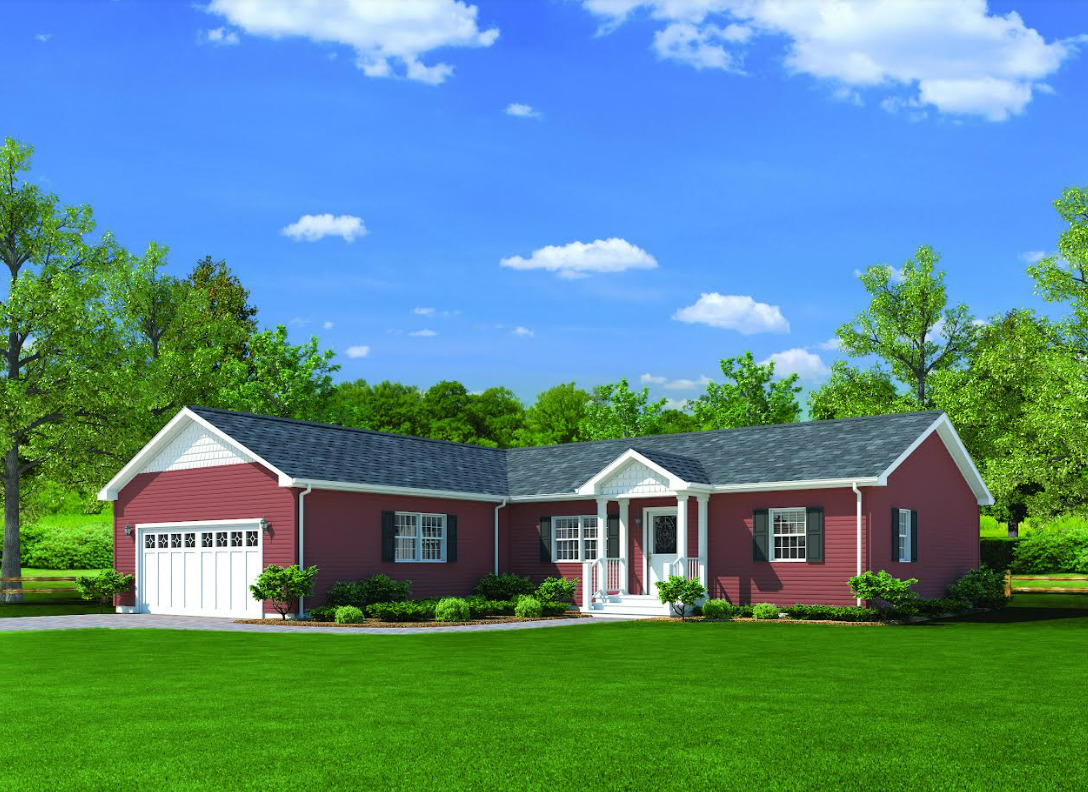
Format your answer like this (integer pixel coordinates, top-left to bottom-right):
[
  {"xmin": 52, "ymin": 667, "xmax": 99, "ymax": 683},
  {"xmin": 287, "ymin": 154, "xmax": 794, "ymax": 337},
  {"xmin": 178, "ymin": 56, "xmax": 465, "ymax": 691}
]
[{"xmin": 0, "ymin": 613, "xmax": 602, "ymax": 635}]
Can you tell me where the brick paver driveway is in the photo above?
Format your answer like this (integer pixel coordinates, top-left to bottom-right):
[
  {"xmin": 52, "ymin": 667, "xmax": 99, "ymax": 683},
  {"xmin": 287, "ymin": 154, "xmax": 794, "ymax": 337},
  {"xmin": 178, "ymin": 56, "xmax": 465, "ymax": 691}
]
[{"xmin": 0, "ymin": 613, "xmax": 599, "ymax": 634}]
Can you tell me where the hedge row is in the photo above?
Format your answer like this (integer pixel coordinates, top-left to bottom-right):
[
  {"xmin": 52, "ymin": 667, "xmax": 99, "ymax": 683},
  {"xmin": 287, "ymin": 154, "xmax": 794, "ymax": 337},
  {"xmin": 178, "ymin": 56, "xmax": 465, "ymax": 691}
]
[
  {"xmin": 309, "ymin": 596, "xmax": 573, "ymax": 623},
  {"xmin": 18, "ymin": 517, "xmax": 112, "ymax": 569}
]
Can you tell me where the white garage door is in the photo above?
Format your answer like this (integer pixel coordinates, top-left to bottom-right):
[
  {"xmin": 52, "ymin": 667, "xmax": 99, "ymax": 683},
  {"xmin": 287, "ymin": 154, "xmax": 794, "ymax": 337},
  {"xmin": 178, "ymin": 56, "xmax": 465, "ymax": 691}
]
[{"xmin": 138, "ymin": 522, "xmax": 263, "ymax": 618}]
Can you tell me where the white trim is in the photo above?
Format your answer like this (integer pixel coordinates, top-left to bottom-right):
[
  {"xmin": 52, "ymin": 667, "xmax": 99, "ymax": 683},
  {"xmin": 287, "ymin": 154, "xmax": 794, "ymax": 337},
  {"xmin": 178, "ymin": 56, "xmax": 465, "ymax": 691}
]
[
  {"xmin": 551, "ymin": 514, "xmax": 599, "ymax": 563},
  {"xmin": 877, "ymin": 414, "xmax": 993, "ymax": 506},
  {"xmin": 286, "ymin": 478, "xmax": 506, "ymax": 503},
  {"xmin": 575, "ymin": 449, "xmax": 712, "ymax": 497},
  {"xmin": 643, "ymin": 506, "xmax": 679, "ymax": 594},
  {"xmin": 135, "ymin": 518, "xmax": 266, "ymax": 530},
  {"xmin": 98, "ymin": 408, "xmax": 292, "ymax": 501},
  {"xmin": 896, "ymin": 508, "xmax": 913, "ymax": 563},
  {"xmin": 713, "ymin": 477, "xmax": 880, "ymax": 494},
  {"xmin": 392, "ymin": 511, "xmax": 448, "ymax": 563},
  {"xmin": 767, "ymin": 507, "xmax": 808, "ymax": 562}
]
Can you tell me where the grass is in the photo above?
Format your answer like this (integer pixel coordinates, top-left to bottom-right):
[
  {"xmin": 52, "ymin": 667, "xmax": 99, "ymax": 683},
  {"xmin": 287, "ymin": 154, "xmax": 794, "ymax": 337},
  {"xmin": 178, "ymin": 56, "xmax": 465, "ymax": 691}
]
[
  {"xmin": 0, "ymin": 597, "xmax": 1086, "ymax": 790},
  {"xmin": 0, "ymin": 567, "xmax": 110, "ymax": 617}
]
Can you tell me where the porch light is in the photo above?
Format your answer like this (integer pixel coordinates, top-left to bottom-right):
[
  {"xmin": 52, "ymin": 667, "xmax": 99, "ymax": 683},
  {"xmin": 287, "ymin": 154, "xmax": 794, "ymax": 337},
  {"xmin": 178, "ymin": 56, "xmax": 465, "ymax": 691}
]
[
  {"xmin": 259, "ymin": 519, "xmax": 269, "ymax": 533},
  {"xmin": 123, "ymin": 524, "xmax": 133, "ymax": 537},
  {"xmin": 634, "ymin": 516, "xmax": 642, "ymax": 528}
]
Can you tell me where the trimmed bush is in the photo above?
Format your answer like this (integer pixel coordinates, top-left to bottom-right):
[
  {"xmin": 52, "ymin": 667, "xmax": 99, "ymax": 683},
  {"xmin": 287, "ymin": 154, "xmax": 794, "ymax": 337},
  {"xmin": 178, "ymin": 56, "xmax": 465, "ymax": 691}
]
[
  {"xmin": 655, "ymin": 575, "xmax": 708, "ymax": 619},
  {"xmin": 535, "ymin": 576, "xmax": 577, "ymax": 604},
  {"xmin": 367, "ymin": 600, "xmax": 436, "ymax": 622},
  {"xmin": 913, "ymin": 598, "xmax": 970, "ymax": 617},
  {"xmin": 947, "ymin": 567, "xmax": 1009, "ymax": 609},
  {"xmin": 514, "ymin": 596, "xmax": 543, "ymax": 618},
  {"xmin": 326, "ymin": 574, "xmax": 411, "ymax": 609},
  {"xmin": 75, "ymin": 570, "xmax": 133, "ymax": 605},
  {"xmin": 541, "ymin": 601, "xmax": 572, "ymax": 617},
  {"xmin": 1011, "ymin": 529, "xmax": 1088, "ymax": 573},
  {"xmin": 701, "ymin": 599, "xmax": 735, "ymax": 620},
  {"xmin": 334, "ymin": 605, "xmax": 365, "ymax": 624},
  {"xmin": 848, "ymin": 570, "xmax": 918, "ymax": 607},
  {"xmin": 435, "ymin": 597, "xmax": 470, "ymax": 622},
  {"xmin": 783, "ymin": 604, "xmax": 880, "ymax": 622},
  {"xmin": 474, "ymin": 573, "xmax": 535, "ymax": 601},
  {"xmin": 980, "ymin": 538, "xmax": 1019, "ymax": 571},
  {"xmin": 752, "ymin": 603, "xmax": 779, "ymax": 620},
  {"xmin": 731, "ymin": 604, "xmax": 755, "ymax": 618},
  {"xmin": 307, "ymin": 605, "xmax": 338, "ymax": 622},
  {"xmin": 249, "ymin": 564, "xmax": 319, "ymax": 620},
  {"xmin": 20, "ymin": 516, "xmax": 112, "ymax": 570},
  {"xmin": 465, "ymin": 597, "xmax": 516, "ymax": 618}
]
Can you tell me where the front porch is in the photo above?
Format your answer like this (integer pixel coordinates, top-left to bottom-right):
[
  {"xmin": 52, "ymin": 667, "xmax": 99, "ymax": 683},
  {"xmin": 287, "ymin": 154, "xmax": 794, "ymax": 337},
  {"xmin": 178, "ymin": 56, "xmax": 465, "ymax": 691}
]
[{"xmin": 574, "ymin": 449, "xmax": 711, "ymax": 617}]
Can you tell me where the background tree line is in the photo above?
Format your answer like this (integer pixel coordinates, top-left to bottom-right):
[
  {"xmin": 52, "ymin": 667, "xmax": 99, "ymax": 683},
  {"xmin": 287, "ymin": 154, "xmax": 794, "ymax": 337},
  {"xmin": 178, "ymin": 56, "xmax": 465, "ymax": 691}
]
[{"xmin": 3, "ymin": 134, "xmax": 1087, "ymax": 594}]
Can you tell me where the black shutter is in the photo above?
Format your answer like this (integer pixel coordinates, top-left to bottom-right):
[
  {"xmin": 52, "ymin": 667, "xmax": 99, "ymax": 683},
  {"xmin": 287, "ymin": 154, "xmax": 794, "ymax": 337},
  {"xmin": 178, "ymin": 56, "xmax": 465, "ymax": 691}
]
[
  {"xmin": 805, "ymin": 507, "xmax": 824, "ymax": 563},
  {"xmin": 381, "ymin": 511, "xmax": 396, "ymax": 562},
  {"xmin": 607, "ymin": 515, "xmax": 620, "ymax": 558},
  {"xmin": 539, "ymin": 517, "xmax": 552, "ymax": 562},
  {"xmin": 891, "ymin": 507, "xmax": 900, "ymax": 562},
  {"xmin": 910, "ymin": 510, "xmax": 919, "ymax": 562},
  {"xmin": 446, "ymin": 514, "xmax": 458, "ymax": 562},
  {"xmin": 752, "ymin": 509, "xmax": 769, "ymax": 561}
]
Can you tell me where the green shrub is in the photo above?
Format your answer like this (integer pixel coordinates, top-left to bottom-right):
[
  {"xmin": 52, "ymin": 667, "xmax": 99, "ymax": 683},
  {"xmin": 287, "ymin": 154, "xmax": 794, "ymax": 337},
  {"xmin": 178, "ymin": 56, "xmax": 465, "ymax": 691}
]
[
  {"xmin": 327, "ymin": 574, "xmax": 411, "ymax": 608},
  {"xmin": 474, "ymin": 573, "xmax": 535, "ymax": 601},
  {"xmin": 249, "ymin": 564, "xmax": 319, "ymax": 620},
  {"xmin": 654, "ymin": 575, "xmax": 708, "ymax": 619},
  {"xmin": 783, "ymin": 604, "xmax": 881, "ymax": 622},
  {"xmin": 1011, "ymin": 528, "xmax": 1088, "ymax": 573},
  {"xmin": 514, "ymin": 596, "xmax": 543, "ymax": 618},
  {"xmin": 465, "ymin": 597, "xmax": 515, "ymax": 618},
  {"xmin": 848, "ymin": 569, "xmax": 918, "ymax": 607},
  {"xmin": 752, "ymin": 603, "xmax": 779, "ymax": 620},
  {"xmin": 367, "ymin": 600, "xmax": 436, "ymax": 622},
  {"xmin": 535, "ymin": 576, "xmax": 577, "ymax": 603},
  {"xmin": 913, "ymin": 598, "xmax": 970, "ymax": 617},
  {"xmin": 701, "ymin": 599, "xmax": 734, "ymax": 620},
  {"xmin": 334, "ymin": 605, "xmax": 365, "ymax": 624},
  {"xmin": 541, "ymin": 601, "xmax": 572, "ymax": 617},
  {"xmin": 307, "ymin": 605, "xmax": 338, "ymax": 622},
  {"xmin": 947, "ymin": 567, "xmax": 1009, "ymax": 609},
  {"xmin": 19, "ymin": 515, "xmax": 112, "ymax": 569},
  {"xmin": 731, "ymin": 604, "xmax": 754, "ymax": 618},
  {"xmin": 75, "ymin": 570, "xmax": 133, "ymax": 605},
  {"xmin": 435, "ymin": 597, "xmax": 470, "ymax": 622},
  {"xmin": 980, "ymin": 538, "xmax": 1019, "ymax": 571}
]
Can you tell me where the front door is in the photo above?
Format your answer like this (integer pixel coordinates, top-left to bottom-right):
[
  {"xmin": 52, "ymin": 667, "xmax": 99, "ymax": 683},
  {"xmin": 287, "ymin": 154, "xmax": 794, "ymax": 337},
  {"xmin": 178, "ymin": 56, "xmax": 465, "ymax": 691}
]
[{"xmin": 646, "ymin": 509, "xmax": 679, "ymax": 594}]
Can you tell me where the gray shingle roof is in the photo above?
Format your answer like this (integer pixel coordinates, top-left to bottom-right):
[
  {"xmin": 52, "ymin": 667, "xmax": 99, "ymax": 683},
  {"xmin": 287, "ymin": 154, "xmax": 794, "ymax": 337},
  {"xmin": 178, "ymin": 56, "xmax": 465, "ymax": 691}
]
[{"xmin": 190, "ymin": 406, "xmax": 944, "ymax": 499}]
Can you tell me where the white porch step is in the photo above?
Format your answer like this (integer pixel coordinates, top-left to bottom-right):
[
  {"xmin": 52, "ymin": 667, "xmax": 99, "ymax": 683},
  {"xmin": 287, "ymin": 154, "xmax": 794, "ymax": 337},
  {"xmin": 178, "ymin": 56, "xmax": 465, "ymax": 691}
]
[{"xmin": 587, "ymin": 594, "xmax": 670, "ymax": 618}]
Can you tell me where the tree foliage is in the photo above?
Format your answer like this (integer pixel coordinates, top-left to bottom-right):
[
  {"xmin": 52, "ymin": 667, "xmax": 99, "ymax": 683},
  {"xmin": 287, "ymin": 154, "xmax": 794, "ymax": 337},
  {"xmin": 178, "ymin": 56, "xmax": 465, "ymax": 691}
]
[
  {"xmin": 249, "ymin": 563, "xmax": 319, "ymax": 620},
  {"xmin": 519, "ymin": 382, "xmax": 589, "ymax": 445},
  {"xmin": 692, "ymin": 352, "xmax": 800, "ymax": 429},
  {"xmin": 808, "ymin": 362, "xmax": 915, "ymax": 421},
  {"xmin": 579, "ymin": 378, "xmax": 666, "ymax": 440}
]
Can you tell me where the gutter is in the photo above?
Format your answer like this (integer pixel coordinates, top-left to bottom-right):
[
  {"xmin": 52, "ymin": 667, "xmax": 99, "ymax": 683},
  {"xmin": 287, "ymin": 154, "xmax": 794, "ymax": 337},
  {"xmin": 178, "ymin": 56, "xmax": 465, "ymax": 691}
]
[
  {"xmin": 493, "ymin": 500, "xmax": 508, "ymax": 575},
  {"xmin": 852, "ymin": 481, "xmax": 863, "ymax": 607},
  {"xmin": 297, "ymin": 484, "xmax": 313, "ymax": 616}
]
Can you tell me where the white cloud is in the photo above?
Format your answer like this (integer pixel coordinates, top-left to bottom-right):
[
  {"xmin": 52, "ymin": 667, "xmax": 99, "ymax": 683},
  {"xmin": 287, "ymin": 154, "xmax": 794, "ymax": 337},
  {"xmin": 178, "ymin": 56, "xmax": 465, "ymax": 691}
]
[
  {"xmin": 288, "ymin": 317, "xmax": 309, "ymax": 327},
  {"xmin": 672, "ymin": 293, "xmax": 790, "ymax": 334},
  {"xmin": 282, "ymin": 213, "xmax": 367, "ymax": 242},
  {"xmin": 345, "ymin": 345, "xmax": 370, "ymax": 359},
  {"xmin": 206, "ymin": 0, "xmax": 498, "ymax": 84},
  {"xmin": 580, "ymin": 0, "xmax": 1082, "ymax": 121},
  {"xmin": 814, "ymin": 337, "xmax": 841, "ymax": 351},
  {"xmin": 414, "ymin": 307, "xmax": 436, "ymax": 316},
  {"xmin": 854, "ymin": 264, "xmax": 905, "ymax": 281},
  {"xmin": 1020, "ymin": 250, "xmax": 1048, "ymax": 264},
  {"xmin": 640, "ymin": 372, "xmax": 711, "ymax": 390},
  {"xmin": 762, "ymin": 348, "xmax": 829, "ymax": 380},
  {"xmin": 322, "ymin": 321, "xmax": 334, "ymax": 330},
  {"xmin": 500, "ymin": 238, "xmax": 658, "ymax": 279},
  {"xmin": 512, "ymin": 326, "xmax": 534, "ymax": 337},
  {"xmin": 34, "ymin": 33, "xmax": 53, "ymax": 43},
  {"xmin": 505, "ymin": 102, "xmax": 541, "ymax": 118},
  {"xmin": 409, "ymin": 329, "xmax": 438, "ymax": 337},
  {"xmin": 663, "ymin": 397, "xmax": 691, "ymax": 411},
  {"xmin": 202, "ymin": 27, "xmax": 240, "ymax": 46}
]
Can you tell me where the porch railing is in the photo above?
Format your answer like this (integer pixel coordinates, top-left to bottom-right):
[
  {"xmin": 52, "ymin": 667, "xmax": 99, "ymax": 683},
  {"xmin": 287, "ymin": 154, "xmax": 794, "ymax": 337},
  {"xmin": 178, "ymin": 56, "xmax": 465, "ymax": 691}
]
[{"xmin": 672, "ymin": 557, "xmax": 702, "ymax": 582}]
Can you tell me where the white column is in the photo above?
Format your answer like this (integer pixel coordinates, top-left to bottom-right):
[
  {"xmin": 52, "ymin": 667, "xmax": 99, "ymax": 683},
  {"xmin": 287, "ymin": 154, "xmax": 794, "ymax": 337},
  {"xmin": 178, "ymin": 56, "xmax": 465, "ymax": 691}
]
[
  {"xmin": 696, "ymin": 494, "xmax": 709, "ymax": 594},
  {"xmin": 596, "ymin": 497, "xmax": 609, "ymax": 597},
  {"xmin": 581, "ymin": 561, "xmax": 592, "ymax": 613},
  {"xmin": 618, "ymin": 498, "xmax": 629, "ymax": 594},
  {"xmin": 675, "ymin": 493, "xmax": 689, "ymax": 578}
]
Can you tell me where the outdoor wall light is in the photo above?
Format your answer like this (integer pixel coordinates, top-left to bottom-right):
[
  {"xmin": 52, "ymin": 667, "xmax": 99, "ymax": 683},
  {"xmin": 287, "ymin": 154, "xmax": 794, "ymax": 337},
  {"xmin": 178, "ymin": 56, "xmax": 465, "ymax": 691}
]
[
  {"xmin": 259, "ymin": 518, "xmax": 270, "ymax": 533},
  {"xmin": 123, "ymin": 524, "xmax": 133, "ymax": 537},
  {"xmin": 634, "ymin": 516, "xmax": 642, "ymax": 528}
]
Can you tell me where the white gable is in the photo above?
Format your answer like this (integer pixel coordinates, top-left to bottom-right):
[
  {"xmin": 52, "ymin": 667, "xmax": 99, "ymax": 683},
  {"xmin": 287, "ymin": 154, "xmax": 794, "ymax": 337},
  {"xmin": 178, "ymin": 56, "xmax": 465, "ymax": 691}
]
[
  {"xmin": 144, "ymin": 421, "xmax": 253, "ymax": 473},
  {"xmin": 599, "ymin": 459, "xmax": 670, "ymax": 497}
]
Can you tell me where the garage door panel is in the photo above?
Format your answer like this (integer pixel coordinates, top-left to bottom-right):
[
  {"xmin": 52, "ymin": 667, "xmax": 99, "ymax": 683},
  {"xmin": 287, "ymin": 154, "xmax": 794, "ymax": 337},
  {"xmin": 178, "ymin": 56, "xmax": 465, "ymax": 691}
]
[{"xmin": 202, "ymin": 552, "xmax": 215, "ymax": 612}]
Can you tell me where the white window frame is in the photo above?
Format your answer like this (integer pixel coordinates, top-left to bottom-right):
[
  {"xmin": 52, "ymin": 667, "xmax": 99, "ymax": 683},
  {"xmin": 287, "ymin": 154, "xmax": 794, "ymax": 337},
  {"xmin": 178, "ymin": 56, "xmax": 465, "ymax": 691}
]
[
  {"xmin": 394, "ymin": 511, "xmax": 447, "ymax": 563},
  {"xmin": 897, "ymin": 508, "xmax": 912, "ymax": 563},
  {"xmin": 551, "ymin": 515, "xmax": 599, "ymax": 563},
  {"xmin": 768, "ymin": 507, "xmax": 807, "ymax": 562}
]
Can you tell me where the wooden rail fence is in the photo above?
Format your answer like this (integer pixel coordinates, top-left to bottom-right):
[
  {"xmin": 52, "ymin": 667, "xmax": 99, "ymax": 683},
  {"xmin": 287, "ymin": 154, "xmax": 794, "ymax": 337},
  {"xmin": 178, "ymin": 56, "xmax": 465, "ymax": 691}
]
[
  {"xmin": 1011, "ymin": 574, "xmax": 1088, "ymax": 595},
  {"xmin": 0, "ymin": 576, "xmax": 79, "ymax": 594}
]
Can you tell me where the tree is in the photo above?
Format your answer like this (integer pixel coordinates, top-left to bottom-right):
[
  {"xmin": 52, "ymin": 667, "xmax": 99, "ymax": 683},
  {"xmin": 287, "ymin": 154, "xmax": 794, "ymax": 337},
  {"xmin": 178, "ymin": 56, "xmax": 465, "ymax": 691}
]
[
  {"xmin": 249, "ymin": 563, "xmax": 319, "ymax": 620},
  {"xmin": 215, "ymin": 325, "xmax": 337, "ymax": 419},
  {"xmin": 579, "ymin": 378, "xmax": 666, "ymax": 440},
  {"xmin": 838, "ymin": 245, "xmax": 975, "ymax": 405},
  {"xmin": 691, "ymin": 352, "xmax": 800, "ymax": 430},
  {"xmin": 466, "ymin": 387, "xmax": 525, "ymax": 448},
  {"xmin": 808, "ymin": 362, "xmax": 914, "ymax": 420},
  {"xmin": 188, "ymin": 255, "xmax": 258, "ymax": 355},
  {"xmin": 1028, "ymin": 186, "xmax": 1088, "ymax": 351},
  {"xmin": 423, "ymin": 380, "xmax": 477, "ymax": 443},
  {"xmin": 656, "ymin": 408, "xmax": 700, "ymax": 435},
  {"xmin": 323, "ymin": 379, "xmax": 427, "ymax": 436},
  {"xmin": 654, "ymin": 574, "xmax": 707, "ymax": 619},
  {"xmin": 518, "ymin": 382, "xmax": 589, "ymax": 445},
  {"xmin": 0, "ymin": 138, "xmax": 128, "ymax": 600}
]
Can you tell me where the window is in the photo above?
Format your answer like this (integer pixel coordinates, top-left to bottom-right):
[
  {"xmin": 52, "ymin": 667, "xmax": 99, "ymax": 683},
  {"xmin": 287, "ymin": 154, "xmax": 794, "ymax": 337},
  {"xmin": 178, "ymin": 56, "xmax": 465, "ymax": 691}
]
[
  {"xmin": 145, "ymin": 534, "xmax": 156, "ymax": 550},
  {"xmin": 897, "ymin": 509, "xmax": 912, "ymax": 563},
  {"xmin": 202, "ymin": 533, "xmax": 213, "ymax": 548},
  {"xmin": 552, "ymin": 516, "xmax": 598, "ymax": 562},
  {"xmin": 245, "ymin": 530, "xmax": 259, "ymax": 547},
  {"xmin": 394, "ymin": 512, "xmax": 446, "ymax": 562},
  {"xmin": 770, "ymin": 508, "xmax": 806, "ymax": 561},
  {"xmin": 184, "ymin": 533, "xmax": 196, "ymax": 548},
  {"xmin": 215, "ymin": 531, "xmax": 227, "ymax": 548},
  {"xmin": 157, "ymin": 534, "xmax": 169, "ymax": 549}
]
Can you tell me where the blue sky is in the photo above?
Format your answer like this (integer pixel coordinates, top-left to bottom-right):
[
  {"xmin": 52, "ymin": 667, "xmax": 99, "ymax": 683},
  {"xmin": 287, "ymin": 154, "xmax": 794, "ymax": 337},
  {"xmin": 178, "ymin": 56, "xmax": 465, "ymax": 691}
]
[{"xmin": 4, "ymin": 0, "xmax": 1087, "ymax": 405}]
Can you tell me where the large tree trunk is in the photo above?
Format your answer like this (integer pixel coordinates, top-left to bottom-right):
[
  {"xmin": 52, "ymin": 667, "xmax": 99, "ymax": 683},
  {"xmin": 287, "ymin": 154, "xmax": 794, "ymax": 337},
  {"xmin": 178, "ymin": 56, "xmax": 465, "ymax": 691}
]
[{"xmin": 1, "ymin": 444, "xmax": 21, "ymax": 602}]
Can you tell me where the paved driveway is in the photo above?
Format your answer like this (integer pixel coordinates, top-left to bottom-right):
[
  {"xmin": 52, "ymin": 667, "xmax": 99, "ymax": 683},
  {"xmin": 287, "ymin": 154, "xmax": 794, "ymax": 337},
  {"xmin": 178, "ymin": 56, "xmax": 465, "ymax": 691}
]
[{"xmin": 0, "ymin": 613, "xmax": 599, "ymax": 634}]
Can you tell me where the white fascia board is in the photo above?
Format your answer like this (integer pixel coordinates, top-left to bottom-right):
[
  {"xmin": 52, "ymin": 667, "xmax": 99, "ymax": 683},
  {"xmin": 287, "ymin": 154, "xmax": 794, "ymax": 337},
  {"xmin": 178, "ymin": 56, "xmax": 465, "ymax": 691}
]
[
  {"xmin": 575, "ymin": 448, "xmax": 693, "ymax": 496},
  {"xmin": 97, "ymin": 407, "xmax": 291, "ymax": 501},
  {"xmin": 285, "ymin": 478, "xmax": 506, "ymax": 503},
  {"xmin": 876, "ymin": 414, "xmax": 994, "ymax": 506},
  {"xmin": 508, "ymin": 489, "xmax": 710, "ymax": 503},
  {"xmin": 711, "ymin": 477, "xmax": 880, "ymax": 494},
  {"xmin": 134, "ymin": 518, "xmax": 265, "ymax": 530}
]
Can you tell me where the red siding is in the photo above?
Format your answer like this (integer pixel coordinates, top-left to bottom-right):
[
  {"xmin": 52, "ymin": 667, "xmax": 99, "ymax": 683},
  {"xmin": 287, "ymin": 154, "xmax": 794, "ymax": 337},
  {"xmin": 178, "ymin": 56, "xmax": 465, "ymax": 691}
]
[
  {"xmin": 867, "ymin": 433, "xmax": 980, "ymax": 599},
  {"xmin": 303, "ymin": 490, "xmax": 497, "ymax": 602},
  {"xmin": 113, "ymin": 463, "xmax": 297, "ymax": 609}
]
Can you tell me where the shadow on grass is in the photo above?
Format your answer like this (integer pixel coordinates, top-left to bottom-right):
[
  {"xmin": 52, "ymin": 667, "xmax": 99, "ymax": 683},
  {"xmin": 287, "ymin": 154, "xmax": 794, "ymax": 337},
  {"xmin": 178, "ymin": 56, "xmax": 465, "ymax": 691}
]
[{"xmin": 906, "ymin": 594, "xmax": 1088, "ymax": 626}]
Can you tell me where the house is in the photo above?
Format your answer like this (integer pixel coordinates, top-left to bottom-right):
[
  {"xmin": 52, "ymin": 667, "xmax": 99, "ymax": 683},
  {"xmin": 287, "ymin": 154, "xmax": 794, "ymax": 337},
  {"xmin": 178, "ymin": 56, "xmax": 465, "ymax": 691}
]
[{"xmin": 99, "ymin": 406, "xmax": 992, "ymax": 618}]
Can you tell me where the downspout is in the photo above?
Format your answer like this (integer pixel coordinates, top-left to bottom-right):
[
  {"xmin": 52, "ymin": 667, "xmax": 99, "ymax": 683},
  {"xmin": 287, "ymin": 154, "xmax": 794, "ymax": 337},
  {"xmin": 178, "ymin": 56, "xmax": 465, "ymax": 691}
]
[
  {"xmin": 494, "ymin": 500, "xmax": 508, "ymax": 575},
  {"xmin": 852, "ymin": 482, "xmax": 863, "ymax": 607},
  {"xmin": 298, "ymin": 484, "xmax": 312, "ymax": 617}
]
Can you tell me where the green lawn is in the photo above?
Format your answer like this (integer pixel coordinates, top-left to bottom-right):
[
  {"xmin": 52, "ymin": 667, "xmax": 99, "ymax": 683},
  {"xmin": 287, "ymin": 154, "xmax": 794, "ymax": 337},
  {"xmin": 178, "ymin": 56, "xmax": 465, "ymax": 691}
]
[
  {"xmin": 0, "ymin": 568, "xmax": 110, "ymax": 617},
  {"xmin": 0, "ymin": 598, "xmax": 1086, "ymax": 790}
]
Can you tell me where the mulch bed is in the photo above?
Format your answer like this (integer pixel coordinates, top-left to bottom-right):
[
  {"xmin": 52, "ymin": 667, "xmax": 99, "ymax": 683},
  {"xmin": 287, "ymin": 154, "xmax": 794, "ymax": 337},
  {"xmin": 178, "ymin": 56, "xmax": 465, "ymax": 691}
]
[
  {"xmin": 647, "ymin": 616, "xmax": 890, "ymax": 626},
  {"xmin": 234, "ymin": 614, "xmax": 589, "ymax": 629}
]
